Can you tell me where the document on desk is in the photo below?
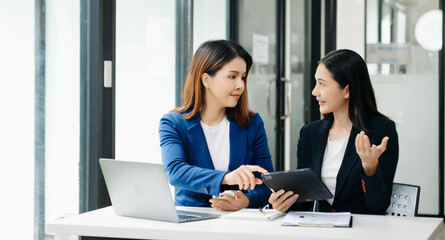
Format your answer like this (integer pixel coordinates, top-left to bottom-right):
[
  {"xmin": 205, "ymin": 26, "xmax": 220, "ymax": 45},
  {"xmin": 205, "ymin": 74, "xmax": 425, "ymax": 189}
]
[
  {"xmin": 224, "ymin": 209, "xmax": 285, "ymax": 221},
  {"xmin": 282, "ymin": 211, "xmax": 352, "ymax": 227}
]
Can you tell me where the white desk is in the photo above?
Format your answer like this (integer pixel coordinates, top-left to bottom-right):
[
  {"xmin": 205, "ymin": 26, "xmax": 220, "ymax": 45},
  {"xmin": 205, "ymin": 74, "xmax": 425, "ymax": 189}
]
[{"xmin": 47, "ymin": 206, "xmax": 443, "ymax": 240}]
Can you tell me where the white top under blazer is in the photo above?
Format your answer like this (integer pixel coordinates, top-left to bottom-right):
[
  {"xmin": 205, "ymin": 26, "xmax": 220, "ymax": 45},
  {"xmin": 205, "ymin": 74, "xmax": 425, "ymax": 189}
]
[
  {"xmin": 200, "ymin": 117, "xmax": 230, "ymax": 171},
  {"xmin": 321, "ymin": 137, "xmax": 349, "ymax": 205}
]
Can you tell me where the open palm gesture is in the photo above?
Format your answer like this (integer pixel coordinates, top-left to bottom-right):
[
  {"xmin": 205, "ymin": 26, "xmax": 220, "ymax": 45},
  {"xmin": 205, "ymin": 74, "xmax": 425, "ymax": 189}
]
[{"xmin": 355, "ymin": 131, "xmax": 389, "ymax": 176}]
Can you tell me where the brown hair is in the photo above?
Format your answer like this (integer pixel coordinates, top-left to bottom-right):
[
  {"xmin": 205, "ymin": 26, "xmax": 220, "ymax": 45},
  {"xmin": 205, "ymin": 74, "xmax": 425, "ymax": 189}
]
[{"xmin": 172, "ymin": 40, "xmax": 255, "ymax": 127}]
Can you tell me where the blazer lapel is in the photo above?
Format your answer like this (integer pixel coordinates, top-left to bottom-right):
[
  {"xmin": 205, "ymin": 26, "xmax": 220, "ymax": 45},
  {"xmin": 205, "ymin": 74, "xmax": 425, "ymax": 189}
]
[
  {"xmin": 187, "ymin": 116, "xmax": 215, "ymax": 169},
  {"xmin": 312, "ymin": 119, "xmax": 332, "ymax": 176},
  {"xmin": 228, "ymin": 120, "xmax": 246, "ymax": 171},
  {"xmin": 334, "ymin": 127, "xmax": 361, "ymax": 198}
]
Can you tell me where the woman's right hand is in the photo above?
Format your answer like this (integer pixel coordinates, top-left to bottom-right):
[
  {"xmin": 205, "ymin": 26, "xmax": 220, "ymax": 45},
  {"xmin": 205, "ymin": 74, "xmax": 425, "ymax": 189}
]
[
  {"xmin": 221, "ymin": 165, "xmax": 268, "ymax": 190},
  {"xmin": 268, "ymin": 189, "xmax": 299, "ymax": 212}
]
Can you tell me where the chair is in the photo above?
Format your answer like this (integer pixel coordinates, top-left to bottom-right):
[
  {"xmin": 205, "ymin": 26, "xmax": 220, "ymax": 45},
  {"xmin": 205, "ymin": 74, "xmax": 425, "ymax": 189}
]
[{"xmin": 385, "ymin": 183, "xmax": 420, "ymax": 217}]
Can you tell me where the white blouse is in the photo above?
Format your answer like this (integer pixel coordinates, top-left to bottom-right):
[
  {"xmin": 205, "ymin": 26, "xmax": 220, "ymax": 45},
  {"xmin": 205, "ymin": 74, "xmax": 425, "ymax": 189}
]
[
  {"xmin": 200, "ymin": 117, "xmax": 230, "ymax": 171},
  {"xmin": 321, "ymin": 137, "xmax": 349, "ymax": 206}
]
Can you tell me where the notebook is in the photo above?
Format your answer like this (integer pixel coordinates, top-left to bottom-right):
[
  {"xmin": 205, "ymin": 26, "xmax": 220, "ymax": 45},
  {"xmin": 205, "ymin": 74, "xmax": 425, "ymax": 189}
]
[
  {"xmin": 281, "ymin": 211, "xmax": 352, "ymax": 227},
  {"xmin": 99, "ymin": 158, "xmax": 221, "ymax": 223}
]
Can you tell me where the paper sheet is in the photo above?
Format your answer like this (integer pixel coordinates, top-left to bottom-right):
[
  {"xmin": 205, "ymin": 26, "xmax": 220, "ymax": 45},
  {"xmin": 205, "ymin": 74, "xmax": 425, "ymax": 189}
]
[{"xmin": 223, "ymin": 209, "xmax": 284, "ymax": 221}]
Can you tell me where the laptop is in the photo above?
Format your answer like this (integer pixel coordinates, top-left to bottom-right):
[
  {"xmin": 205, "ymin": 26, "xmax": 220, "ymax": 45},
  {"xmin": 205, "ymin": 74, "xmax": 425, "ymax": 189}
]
[{"xmin": 99, "ymin": 158, "xmax": 221, "ymax": 223}]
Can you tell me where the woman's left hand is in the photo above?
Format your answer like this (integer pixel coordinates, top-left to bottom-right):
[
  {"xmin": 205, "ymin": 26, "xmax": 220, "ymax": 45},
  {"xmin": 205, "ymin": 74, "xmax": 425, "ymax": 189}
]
[
  {"xmin": 209, "ymin": 191, "xmax": 249, "ymax": 211},
  {"xmin": 355, "ymin": 131, "xmax": 389, "ymax": 176}
]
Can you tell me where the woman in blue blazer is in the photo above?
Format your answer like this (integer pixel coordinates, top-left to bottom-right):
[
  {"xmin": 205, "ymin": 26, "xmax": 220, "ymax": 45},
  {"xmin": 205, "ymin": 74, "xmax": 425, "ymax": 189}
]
[
  {"xmin": 269, "ymin": 49, "xmax": 399, "ymax": 214},
  {"xmin": 159, "ymin": 40, "xmax": 274, "ymax": 211}
]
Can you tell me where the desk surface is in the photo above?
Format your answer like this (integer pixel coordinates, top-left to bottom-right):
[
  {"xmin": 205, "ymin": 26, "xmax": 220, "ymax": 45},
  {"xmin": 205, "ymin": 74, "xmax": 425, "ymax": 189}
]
[{"xmin": 47, "ymin": 206, "xmax": 443, "ymax": 240}]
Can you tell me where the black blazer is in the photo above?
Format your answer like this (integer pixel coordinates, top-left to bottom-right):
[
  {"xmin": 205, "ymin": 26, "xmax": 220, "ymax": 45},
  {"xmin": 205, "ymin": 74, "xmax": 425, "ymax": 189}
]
[{"xmin": 290, "ymin": 115, "xmax": 399, "ymax": 214}]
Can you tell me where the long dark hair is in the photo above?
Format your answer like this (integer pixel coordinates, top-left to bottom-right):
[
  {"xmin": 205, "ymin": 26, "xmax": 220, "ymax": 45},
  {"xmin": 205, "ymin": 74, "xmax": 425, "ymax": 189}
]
[
  {"xmin": 319, "ymin": 49, "xmax": 388, "ymax": 131},
  {"xmin": 172, "ymin": 39, "xmax": 254, "ymax": 127}
]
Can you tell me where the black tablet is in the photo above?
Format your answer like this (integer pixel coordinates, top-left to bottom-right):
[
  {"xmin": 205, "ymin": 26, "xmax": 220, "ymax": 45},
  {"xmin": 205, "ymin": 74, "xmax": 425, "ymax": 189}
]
[{"xmin": 262, "ymin": 168, "xmax": 333, "ymax": 203}]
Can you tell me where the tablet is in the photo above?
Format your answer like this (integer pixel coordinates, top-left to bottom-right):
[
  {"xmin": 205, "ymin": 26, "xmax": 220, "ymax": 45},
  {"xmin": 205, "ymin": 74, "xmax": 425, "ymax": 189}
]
[{"xmin": 262, "ymin": 168, "xmax": 333, "ymax": 203}]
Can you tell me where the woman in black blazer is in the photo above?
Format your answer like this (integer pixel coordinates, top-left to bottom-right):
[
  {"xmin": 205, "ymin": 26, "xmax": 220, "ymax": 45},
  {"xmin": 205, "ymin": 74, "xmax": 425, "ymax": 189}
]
[{"xmin": 269, "ymin": 49, "xmax": 399, "ymax": 214}]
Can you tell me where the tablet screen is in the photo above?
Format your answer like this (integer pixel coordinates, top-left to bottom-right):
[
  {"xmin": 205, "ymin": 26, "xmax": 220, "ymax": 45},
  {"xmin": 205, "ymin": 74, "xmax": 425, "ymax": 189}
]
[{"xmin": 262, "ymin": 168, "xmax": 333, "ymax": 202}]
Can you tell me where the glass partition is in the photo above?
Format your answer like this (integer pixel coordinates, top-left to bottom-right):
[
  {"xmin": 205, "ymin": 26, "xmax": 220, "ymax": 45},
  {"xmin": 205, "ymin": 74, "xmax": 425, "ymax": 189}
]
[
  {"xmin": 366, "ymin": 0, "xmax": 440, "ymax": 215},
  {"xmin": 239, "ymin": 0, "xmax": 277, "ymax": 167}
]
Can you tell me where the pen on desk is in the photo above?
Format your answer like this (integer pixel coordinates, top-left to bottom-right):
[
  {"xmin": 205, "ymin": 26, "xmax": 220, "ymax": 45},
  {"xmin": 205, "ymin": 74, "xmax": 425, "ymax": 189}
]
[
  {"xmin": 259, "ymin": 204, "xmax": 270, "ymax": 216},
  {"xmin": 258, "ymin": 207, "xmax": 265, "ymax": 216}
]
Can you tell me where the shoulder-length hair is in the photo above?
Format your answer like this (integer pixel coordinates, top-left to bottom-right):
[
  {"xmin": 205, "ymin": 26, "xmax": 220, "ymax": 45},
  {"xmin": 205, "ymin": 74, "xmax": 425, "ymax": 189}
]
[
  {"xmin": 172, "ymin": 40, "xmax": 255, "ymax": 127},
  {"xmin": 319, "ymin": 49, "xmax": 388, "ymax": 131}
]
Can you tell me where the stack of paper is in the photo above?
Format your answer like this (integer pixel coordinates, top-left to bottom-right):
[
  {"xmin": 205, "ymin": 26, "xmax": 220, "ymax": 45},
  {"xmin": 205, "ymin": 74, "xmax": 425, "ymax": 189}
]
[
  {"xmin": 223, "ymin": 209, "xmax": 285, "ymax": 221},
  {"xmin": 282, "ymin": 211, "xmax": 352, "ymax": 227}
]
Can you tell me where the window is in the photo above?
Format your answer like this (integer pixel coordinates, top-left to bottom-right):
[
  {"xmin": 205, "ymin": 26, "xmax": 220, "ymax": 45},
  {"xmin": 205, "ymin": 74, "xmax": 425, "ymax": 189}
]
[
  {"xmin": 0, "ymin": 1, "xmax": 34, "ymax": 239},
  {"xmin": 115, "ymin": 0, "xmax": 176, "ymax": 163}
]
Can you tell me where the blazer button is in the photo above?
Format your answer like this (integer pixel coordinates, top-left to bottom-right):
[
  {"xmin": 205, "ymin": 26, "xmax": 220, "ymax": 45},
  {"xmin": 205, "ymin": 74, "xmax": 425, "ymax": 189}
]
[{"xmin": 204, "ymin": 188, "xmax": 209, "ymax": 194}]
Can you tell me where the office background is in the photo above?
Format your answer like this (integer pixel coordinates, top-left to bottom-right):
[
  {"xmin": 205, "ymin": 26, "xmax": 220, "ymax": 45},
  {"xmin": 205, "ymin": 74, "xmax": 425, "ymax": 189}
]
[{"xmin": 1, "ymin": 0, "xmax": 443, "ymax": 239}]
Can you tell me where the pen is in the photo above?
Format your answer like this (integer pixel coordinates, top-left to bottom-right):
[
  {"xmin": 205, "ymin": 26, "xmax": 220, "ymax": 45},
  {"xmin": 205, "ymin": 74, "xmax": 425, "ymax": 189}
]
[
  {"xmin": 259, "ymin": 204, "xmax": 270, "ymax": 216},
  {"xmin": 258, "ymin": 207, "xmax": 265, "ymax": 216}
]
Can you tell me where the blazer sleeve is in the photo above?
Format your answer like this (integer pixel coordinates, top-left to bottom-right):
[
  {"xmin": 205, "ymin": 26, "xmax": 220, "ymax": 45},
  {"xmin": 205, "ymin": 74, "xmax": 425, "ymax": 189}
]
[
  {"xmin": 159, "ymin": 114, "xmax": 227, "ymax": 196},
  {"xmin": 360, "ymin": 120, "xmax": 399, "ymax": 214},
  {"xmin": 244, "ymin": 114, "xmax": 275, "ymax": 208}
]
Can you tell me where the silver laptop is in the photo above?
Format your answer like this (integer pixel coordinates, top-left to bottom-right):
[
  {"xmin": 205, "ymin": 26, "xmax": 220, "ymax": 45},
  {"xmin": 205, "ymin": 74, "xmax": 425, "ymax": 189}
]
[{"xmin": 99, "ymin": 158, "xmax": 220, "ymax": 223}]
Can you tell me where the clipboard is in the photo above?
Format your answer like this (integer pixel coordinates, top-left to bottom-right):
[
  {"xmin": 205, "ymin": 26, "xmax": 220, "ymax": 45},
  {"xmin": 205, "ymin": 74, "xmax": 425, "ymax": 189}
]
[{"xmin": 262, "ymin": 168, "xmax": 333, "ymax": 203}]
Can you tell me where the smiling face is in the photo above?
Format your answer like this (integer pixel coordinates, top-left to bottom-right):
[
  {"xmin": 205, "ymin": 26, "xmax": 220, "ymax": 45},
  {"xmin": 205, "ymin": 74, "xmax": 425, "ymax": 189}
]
[
  {"xmin": 312, "ymin": 63, "xmax": 349, "ymax": 115},
  {"xmin": 202, "ymin": 57, "xmax": 246, "ymax": 110}
]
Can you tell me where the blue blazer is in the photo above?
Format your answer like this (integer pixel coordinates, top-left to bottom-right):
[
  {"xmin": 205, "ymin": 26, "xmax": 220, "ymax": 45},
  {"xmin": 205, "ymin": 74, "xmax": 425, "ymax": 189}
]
[
  {"xmin": 159, "ymin": 112, "xmax": 274, "ymax": 208},
  {"xmin": 291, "ymin": 115, "xmax": 399, "ymax": 214}
]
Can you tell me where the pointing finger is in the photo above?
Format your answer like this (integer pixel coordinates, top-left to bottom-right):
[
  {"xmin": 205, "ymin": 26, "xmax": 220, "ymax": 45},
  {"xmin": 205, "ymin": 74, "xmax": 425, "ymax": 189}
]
[{"xmin": 245, "ymin": 165, "xmax": 269, "ymax": 174}]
